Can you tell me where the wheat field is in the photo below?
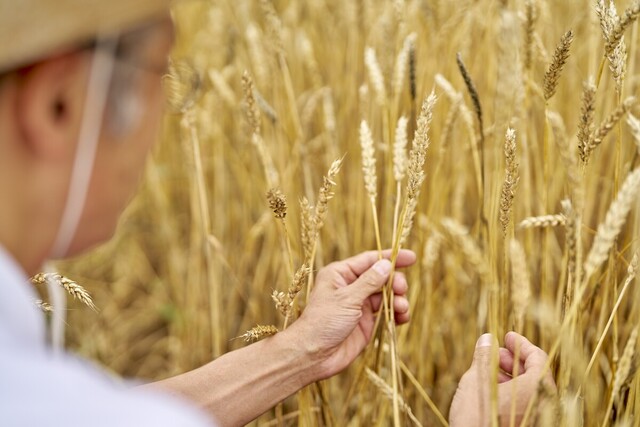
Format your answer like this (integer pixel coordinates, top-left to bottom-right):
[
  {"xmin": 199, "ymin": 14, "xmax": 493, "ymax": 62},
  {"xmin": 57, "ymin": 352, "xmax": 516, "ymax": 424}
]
[{"xmin": 55, "ymin": 0, "xmax": 640, "ymax": 425}]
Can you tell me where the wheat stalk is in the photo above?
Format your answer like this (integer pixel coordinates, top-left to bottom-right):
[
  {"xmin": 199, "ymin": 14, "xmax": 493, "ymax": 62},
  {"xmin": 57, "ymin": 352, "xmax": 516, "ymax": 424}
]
[
  {"xmin": 510, "ymin": 239, "xmax": 531, "ymax": 332},
  {"xmin": 365, "ymin": 368, "xmax": 423, "ymax": 427}
]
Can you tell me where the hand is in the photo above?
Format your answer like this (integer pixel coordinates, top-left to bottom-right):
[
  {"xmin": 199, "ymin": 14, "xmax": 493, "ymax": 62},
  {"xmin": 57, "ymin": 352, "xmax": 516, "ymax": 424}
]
[
  {"xmin": 449, "ymin": 332, "xmax": 557, "ymax": 427},
  {"xmin": 290, "ymin": 249, "xmax": 416, "ymax": 380}
]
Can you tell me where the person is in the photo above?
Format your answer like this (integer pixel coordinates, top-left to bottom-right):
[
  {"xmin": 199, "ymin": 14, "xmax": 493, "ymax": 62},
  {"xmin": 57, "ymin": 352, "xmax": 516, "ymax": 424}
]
[{"xmin": 0, "ymin": 1, "xmax": 555, "ymax": 425}]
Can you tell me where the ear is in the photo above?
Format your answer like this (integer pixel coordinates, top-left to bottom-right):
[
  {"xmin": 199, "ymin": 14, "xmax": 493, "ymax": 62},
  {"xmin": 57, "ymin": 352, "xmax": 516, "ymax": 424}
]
[{"xmin": 14, "ymin": 52, "xmax": 89, "ymax": 160}]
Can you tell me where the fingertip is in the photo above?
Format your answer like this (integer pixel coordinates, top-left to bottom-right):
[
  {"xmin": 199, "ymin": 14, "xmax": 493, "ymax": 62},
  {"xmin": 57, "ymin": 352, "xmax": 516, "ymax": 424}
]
[
  {"xmin": 393, "ymin": 296, "xmax": 409, "ymax": 314},
  {"xmin": 372, "ymin": 259, "xmax": 392, "ymax": 276},
  {"xmin": 395, "ymin": 311, "xmax": 410, "ymax": 324},
  {"xmin": 392, "ymin": 272, "xmax": 408, "ymax": 294},
  {"xmin": 397, "ymin": 249, "xmax": 417, "ymax": 266},
  {"xmin": 476, "ymin": 333, "xmax": 493, "ymax": 348}
]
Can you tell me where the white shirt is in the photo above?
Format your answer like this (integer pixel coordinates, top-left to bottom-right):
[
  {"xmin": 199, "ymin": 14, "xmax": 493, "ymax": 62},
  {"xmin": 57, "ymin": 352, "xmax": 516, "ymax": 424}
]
[{"xmin": 0, "ymin": 246, "xmax": 214, "ymax": 426}]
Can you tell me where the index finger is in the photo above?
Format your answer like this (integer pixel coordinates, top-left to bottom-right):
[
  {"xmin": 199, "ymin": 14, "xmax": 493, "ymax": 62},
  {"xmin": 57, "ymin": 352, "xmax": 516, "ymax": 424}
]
[
  {"xmin": 504, "ymin": 331, "xmax": 549, "ymax": 373},
  {"xmin": 343, "ymin": 249, "xmax": 417, "ymax": 277}
]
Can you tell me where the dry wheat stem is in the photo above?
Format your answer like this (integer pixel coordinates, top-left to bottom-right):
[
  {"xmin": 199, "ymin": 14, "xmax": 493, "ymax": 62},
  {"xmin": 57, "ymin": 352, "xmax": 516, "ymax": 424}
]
[
  {"xmin": 583, "ymin": 253, "xmax": 638, "ymax": 381},
  {"xmin": 398, "ymin": 360, "xmax": 449, "ymax": 426},
  {"xmin": 510, "ymin": 239, "xmax": 530, "ymax": 332},
  {"xmin": 365, "ymin": 368, "xmax": 423, "ymax": 427}
]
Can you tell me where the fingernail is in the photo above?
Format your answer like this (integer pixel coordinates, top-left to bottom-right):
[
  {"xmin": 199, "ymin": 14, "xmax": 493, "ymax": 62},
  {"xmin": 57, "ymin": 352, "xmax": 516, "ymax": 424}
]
[
  {"xmin": 476, "ymin": 333, "xmax": 493, "ymax": 348},
  {"xmin": 372, "ymin": 259, "xmax": 392, "ymax": 275}
]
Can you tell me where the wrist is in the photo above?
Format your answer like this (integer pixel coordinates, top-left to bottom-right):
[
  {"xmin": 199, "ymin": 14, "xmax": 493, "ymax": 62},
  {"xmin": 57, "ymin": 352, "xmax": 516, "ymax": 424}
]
[{"xmin": 277, "ymin": 318, "xmax": 326, "ymax": 383}]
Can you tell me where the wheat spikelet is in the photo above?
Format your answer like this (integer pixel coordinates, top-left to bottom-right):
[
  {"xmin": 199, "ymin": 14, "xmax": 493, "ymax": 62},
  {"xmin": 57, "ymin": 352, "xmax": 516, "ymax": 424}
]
[
  {"xmin": 547, "ymin": 110, "xmax": 583, "ymax": 210},
  {"xmin": 393, "ymin": 116, "xmax": 409, "ymax": 182},
  {"xmin": 510, "ymin": 239, "xmax": 530, "ymax": 332},
  {"xmin": 240, "ymin": 325, "xmax": 279, "ymax": 342},
  {"xmin": 500, "ymin": 128, "xmax": 519, "ymax": 235},
  {"xmin": 31, "ymin": 273, "xmax": 97, "ymax": 312},
  {"xmin": 267, "ymin": 188, "xmax": 287, "ymax": 219},
  {"xmin": 627, "ymin": 114, "xmax": 640, "ymax": 153},
  {"xmin": 605, "ymin": 0, "xmax": 640, "ymax": 57},
  {"xmin": 272, "ymin": 290, "xmax": 288, "ymax": 316},
  {"xmin": 523, "ymin": 0, "xmax": 537, "ymax": 71},
  {"xmin": 406, "ymin": 93, "xmax": 437, "ymax": 200},
  {"xmin": 561, "ymin": 199, "xmax": 578, "ymax": 317},
  {"xmin": 613, "ymin": 327, "xmax": 638, "ymax": 404},
  {"xmin": 434, "ymin": 74, "xmax": 475, "ymax": 139},
  {"xmin": 585, "ymin": 96, "xmax": 637, "ymax": 163},
  {"xmin": 441, "ymin": 218, "xmax": 491, "ymax": 282},
  {"xmin": 584, "ymin": 167, "xmax": 640, "ymax": 281},
  {"xmin": 243, "ymin": 70, "xmax": 279, "ymax": 187},
  {"xmin": 577, "ymin": 79, "xmax": 597, "ymax": 165},
  {"xmin": 408, "ymin": 35, "xmax": 417, "ymax": 101},
  {"xmin": 208, "ymin": 69, "xmax": 237, "ymax": 106},
  {"xmin": 543, "ymin": 30, "xmax": 574, "ymax": 101},
  {"xmin": 272, "ymin": 264, "xmax": 310, "ymax": 317},
  {"xmin": 365, "ymin": 368, "xmax": 423, "ymax": 427},
  {"xmin": 518, "ymin": 214, "xmax": 566, "ymax": 229},
  {"xmin": 456, "ymin": 53, "xmax": 484, "ymax": 137},
  {"xmin": 242, "ymin": 70, "xmax": 262, "ymax": 135},
  {"xmin": 364, "ymin": 47, "xmax": 387, "ymax": 105},
  {"xmin": 300, "ymin": 32, "xmax": 323, "ymax": 88},
  {"xmin": 392, "ymin": 33, "xmax": 417, "ymax": 98},
  {"xmin": 597, "ymin": 1, "xmax": 628, "ymax": 93},
  {"xmin": 323, "ymin": 88, "xmax": 337, "ymax": 135},
  {"xmin": 258, "ymin": 0, "xmax": 284, "ymax": 55},
  {"xmin": 245, "ymin": 22, "xmax": 269, "ymax": 84},
  {"xmin": 314, "ymin": 158, "xmax": 343, "ymax": 232},
  {"xmin": 401, "ymin": 93, "xmax": 437, "ymax": 244},
  {"xmin": 34, "ymin": 300, "xmax": 53, "ymax": 313},
  {"xmin": 254, "ymin": 88, "xmax": 278, "ymax": 125},
  {"xmin": 287, "ymin": 264, "xmax": 311, "ymax": 306},
  {"xmin": 360, "ymin": 120, "xmax": 378, "ymax": 200},
  {"xmin": 164, "ymin": 60, "xmax": 201, "ymax": 114},
  {"xmin": 300, "ymin": 197, "xmax": 315, "ymax": 262},
  {"xmin": 422, "ymin": 230, "xmax": 444, "ymax": 271}
]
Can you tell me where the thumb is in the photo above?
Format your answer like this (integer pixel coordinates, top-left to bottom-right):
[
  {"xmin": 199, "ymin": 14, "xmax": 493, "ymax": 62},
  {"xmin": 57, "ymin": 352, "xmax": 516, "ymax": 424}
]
[
  {"xmin": 470, "ymin": 333, "xmax": 495, "ymax": 427},
  {"xmin": 346, "ymin": 259, "xmax": 392, "ymax": 302},
  {"xmin": 471, "ymin": 333, "xmax": 494, "ymax": 370}
]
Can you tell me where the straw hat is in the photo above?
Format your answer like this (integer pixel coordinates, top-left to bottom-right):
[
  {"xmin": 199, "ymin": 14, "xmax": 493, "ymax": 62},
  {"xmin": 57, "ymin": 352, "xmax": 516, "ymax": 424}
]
[{"xmin": 0, "ymin": 0, "xmax": 172, "ymax": 72}]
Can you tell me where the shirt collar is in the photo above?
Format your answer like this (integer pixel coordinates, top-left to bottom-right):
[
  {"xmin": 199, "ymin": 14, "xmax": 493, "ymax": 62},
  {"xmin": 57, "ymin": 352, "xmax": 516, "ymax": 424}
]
[{"xmin": 0, "ymin": 245, "xmax": 46, "ymax": 350}]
